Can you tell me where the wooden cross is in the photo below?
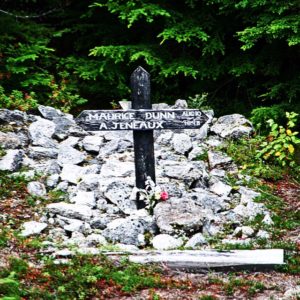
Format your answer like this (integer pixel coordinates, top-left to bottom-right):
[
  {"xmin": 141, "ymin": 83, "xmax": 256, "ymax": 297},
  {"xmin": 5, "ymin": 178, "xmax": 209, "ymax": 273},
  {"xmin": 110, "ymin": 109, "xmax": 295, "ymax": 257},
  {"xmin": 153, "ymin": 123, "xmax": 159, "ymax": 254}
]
[{"xmin": 76, "ymin": 67, "xmax": 208, "ymax": 208}]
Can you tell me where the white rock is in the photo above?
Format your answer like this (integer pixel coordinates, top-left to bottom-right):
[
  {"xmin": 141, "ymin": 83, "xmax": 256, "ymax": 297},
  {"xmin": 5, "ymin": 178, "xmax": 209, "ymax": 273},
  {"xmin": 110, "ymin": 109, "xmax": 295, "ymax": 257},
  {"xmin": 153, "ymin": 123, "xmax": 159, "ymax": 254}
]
[
  {"xmin": 57, "ymin": 146, "xmax": 86, "ymax": 165},
  {"xmin": 233, "ymin": 226, "xmax": 255, "ymax": 238},
  {"xmin": 256, "ymin": 230, "xmax": 270, "ymax": 239},
  {"xmin": 152, "ymin": 234, "xmax": 183, "ymax": 250},
  {"xmin": 104, "ymin": 180, "xmax": 136, "ymax": 213},
  {"xmin": 262, "ymin": 214, "xmax": 274, "ymax": 225},
  {"xmin": 209, "ymin": 180, "xmax": 232, "ymax": 197},
  {"xmin": 156, "ymin": 131, "xmax": 174, "ymax": 146},
  {"xmin": 100, "ymin": 160, "xmax": 134, "ymax": 178},
  {"xmin": 208, "ymin": 151, "xmax": 232, "ymax": 169},
  {"xmin": 28, "ymin": 118, "xmax": 57, "ymax": 147},
  {"xmin": 60, "ymin": 164, "xmax": 84, "ymax": 184},
  {"xmin": 172, "ymin": 133, "xmax": 192, "ymax": 155},
  {"xmin": 46, "ymin": 174, "xmax": 60, "ymax": 187},
  {"xmin": 21, "ymin": 221, "xmax": 47, "ymax": 237},
  {"xmin": 27, "ymin": 181, "xmax": 47, "ymax": 197},
  {"xmin": 47, "ymin": 202, "xmax": 93, "ymax": 221},
  {"xmin": 63, "ymin": 219, "xmax": 84, "ymax": 232},
  {"xmin": 211, "ymin": 114, "xmax": 254, "ymax": 139},
  {"xmin": 185, "ymin": 233, "xmax": 207, "ymax": 249},
  {"xmin": 239, "ymin": 186, "xmax": 260, "ymax": 205},
  {"xmin": 86, "ymin": 234, "xmax": 108, "ymax": 246},
  {"xmin": 81, "ymin": 136, "xmax": 104, "ymax": 152},
  {"xmin": 0, "ymin": 149, "xmax": 24, "ymax": 171},
  {"xmin": 115, "ymin": 244, "xmax": 139, "ymax": 251},
  {"xmin": 70, "ymin": 191, "xmax": 96, "ymax": 207}
]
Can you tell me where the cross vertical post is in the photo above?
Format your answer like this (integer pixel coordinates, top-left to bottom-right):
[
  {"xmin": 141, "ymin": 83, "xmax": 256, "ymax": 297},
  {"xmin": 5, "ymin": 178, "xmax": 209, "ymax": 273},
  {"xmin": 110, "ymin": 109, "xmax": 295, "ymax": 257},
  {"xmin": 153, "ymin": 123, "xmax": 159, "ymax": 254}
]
[{"xmin": 131, "ymin": 66, "xmax": 156, "ymax": 208}]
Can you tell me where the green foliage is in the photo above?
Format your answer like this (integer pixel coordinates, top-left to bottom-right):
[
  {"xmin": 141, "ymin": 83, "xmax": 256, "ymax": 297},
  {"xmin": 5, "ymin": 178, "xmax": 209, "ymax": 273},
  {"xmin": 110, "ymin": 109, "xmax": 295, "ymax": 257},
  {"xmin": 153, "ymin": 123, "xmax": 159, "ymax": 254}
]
[
  {"xmin": 256, "ymin": 112, "xmax": 300, "ymax": 167},
  {"xmin": 187, "ymin": 93, "xmax": 211, "ymax": 110},
  {"xmin": 0, "ymin": 0, "xmax": 299, "ymax": 113},
  {"xmin": 0, "ymin": 86, "xmax": 37, "ymax": 111}
]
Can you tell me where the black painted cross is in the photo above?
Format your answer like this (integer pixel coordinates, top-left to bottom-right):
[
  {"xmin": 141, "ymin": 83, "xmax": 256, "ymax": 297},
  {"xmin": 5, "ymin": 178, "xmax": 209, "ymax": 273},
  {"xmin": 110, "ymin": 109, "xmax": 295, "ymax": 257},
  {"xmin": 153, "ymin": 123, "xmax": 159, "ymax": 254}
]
[{"xmin": 76, "ymin": 67, "xmax": 208, "ymax": 207}]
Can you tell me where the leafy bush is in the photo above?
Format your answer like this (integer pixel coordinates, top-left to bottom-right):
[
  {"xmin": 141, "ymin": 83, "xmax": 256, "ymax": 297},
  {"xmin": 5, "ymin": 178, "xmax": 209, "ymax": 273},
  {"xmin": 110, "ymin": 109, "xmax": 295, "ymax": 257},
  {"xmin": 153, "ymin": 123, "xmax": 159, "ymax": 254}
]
[{"xmin": 256, "ymin": 112, "xmax": 300, "ymax": 167}]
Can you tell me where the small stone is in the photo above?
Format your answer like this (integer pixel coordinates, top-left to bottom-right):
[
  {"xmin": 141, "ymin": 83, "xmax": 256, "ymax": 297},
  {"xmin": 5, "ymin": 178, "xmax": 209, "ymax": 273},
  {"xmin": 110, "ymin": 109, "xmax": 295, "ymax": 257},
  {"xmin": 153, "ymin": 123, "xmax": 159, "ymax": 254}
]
[
  {"xmin": 172, "ymin": 99, "xmax": 188, "ymax": 109},
  {"xmin": 0, "ymin": 132, "xmax": 22, "ymax": 149},
  {"xmin": 185, "ymin": 233, "xmax": 207, "ymax": 249},
  {"xmin": 211, "ymin": 114, "xmax": 254, "ymax": 139},
  {"xmin": 152, "ymin": 234, "xmax": 183, "ymax": 250},
  {"xmin": 28, "ymin": 118, "xmax": 57, "ymax": 147},
  {"xmin": 100, "ymin": 160, "xmax": 134, "ymax": 178},
  {"xmin": 81, "ymin": 136, "xmax": 104, "ymax": 152},
  {"xmin": 38, "ymin": 105, "xmax": 64, "ymax": 120},
  {"xmin": 46, "ymin": 174, "xmax": 60, "ymax": 188},
  {"xmin": 209, "ymin": 180, "xmax": 232, "ymax": 197},
  {"xmin": 256, "ymin": 230, "xmax": 270, "ymax": 239},
  {"xmin": 57, "ymin": 146, "xmax": 86, "ymax": 165},
  {"xmin": 63, "ymin": 219, "xmax": 84, "ymax": 232},
  {"xmin": 60, "ymin": 164, "xmax": 84, "ymax": 184},
  {"xmin": 233, "ymin": 226, "xmax": 255, "ymax": 238},
  {"xmin": 47, "ymin": 203, "xmax": 93, "ymax": 221},
  {"xmin": 86, "ymin": 234, "xmax": 108, "ymax": 246},
  {"xmin": 21, "ymin": 221, "xmax": 47, "ymax": 237},
  {"xmin": 28, "ymin": 146, "xmax": 58, "ymax": 159},
  {"xmin": 172, "ymin": 133, "xmax": 192, "ymax": 155},
  {"xmin": 262, "ymin": 214, "xmax": 274, "ymax": 226},
  {"xmin": 0, "ymin": 149, "xmax": 24, "ymax": 171},
  {"xmin": 27, "ymin": 181, "xmax": 47, "ymax": 197},
  {"xmin": 70, "ymin": 191, "xmax": 96, "ymax": 207},
  {"xmin": 208, "ymin": 151, "xmax": 232, "ymax": 169}
]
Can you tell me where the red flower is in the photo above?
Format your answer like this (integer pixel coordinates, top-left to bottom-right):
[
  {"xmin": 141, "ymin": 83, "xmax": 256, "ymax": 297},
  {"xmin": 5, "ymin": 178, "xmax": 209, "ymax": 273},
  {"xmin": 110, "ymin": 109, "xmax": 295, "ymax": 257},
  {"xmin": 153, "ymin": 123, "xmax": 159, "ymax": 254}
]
[{"xmin": 160, "ymin": 191, "xmax": 169, "ymax": 201}]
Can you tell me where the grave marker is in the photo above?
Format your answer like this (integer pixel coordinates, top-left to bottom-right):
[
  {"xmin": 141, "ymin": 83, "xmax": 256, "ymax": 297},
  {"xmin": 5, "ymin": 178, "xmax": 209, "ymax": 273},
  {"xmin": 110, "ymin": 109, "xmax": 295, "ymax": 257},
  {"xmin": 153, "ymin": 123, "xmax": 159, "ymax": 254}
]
[{"xmin": 76, "ymin": 67, "xmax": 208, "ymax": 208}]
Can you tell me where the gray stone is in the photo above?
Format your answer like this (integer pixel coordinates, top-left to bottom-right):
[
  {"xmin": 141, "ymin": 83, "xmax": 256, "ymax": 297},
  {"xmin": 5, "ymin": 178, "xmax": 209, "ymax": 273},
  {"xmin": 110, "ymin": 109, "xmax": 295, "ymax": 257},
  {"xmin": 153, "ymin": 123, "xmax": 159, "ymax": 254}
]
[
  {"xmin": 86, "ymin": 234, "xmax": 108, "ymax": 246},
  {"xmin": 78, "ymin": 174, "xmax": 102, "ymax": 191},
  {"xmin": 172, "ymin": 99, "xmax": 188, "ymax": 109},
  {"xmin": 238, "ymin": 186, "xmax": 260, "ymax": 204},
  {"xmin": 98, "ymin": 139, "xmax": 132, "ymax": 157},
  {"xmin": 211, "ymin": 114, "xmax": 254, "ymax": 139},
  {"xmin": 59, "ymin": 136, "xmax": 80, "ymax": 148},
  {"xmin": 38, "ymin": 105, "xmax": 64, "ymax": 120},
  {"xmin": 188, "ymin": 189, "xmax": 229, "ymax": 213},
  {"xmin": 208, "ymin": 151, "xmax": 232, "ymax": 169},
  {"xmin": 233, "ymin": 226, "xmax": 255, "ymax": 238},
  {"xmin": 0, "ymin": 132, "xmax": 22, "ymax": 149},
  {"xmin": 70, "ymin": 191, "xmax": 96, "ymax": 207},
  {"xmin": 28, "ymin": 118, "xmax": 57, "ymax": 147},
  {"xmin": 210, "ymin": 169, "xmax": 226, "ymax": 177},
  {"xmin": 152, "ymin": 234, "xmax": 183, "ymax": 250},
  {"xmin": 205, "ymin": 136, "xmax": 225, "ymax": 147},
  {"xmin": 283, "ymin": 287, "xmax": 300, "ymax": 300},
  {"xmin": 100, "ymin": 160, "xmax": 134, "ymax": 178},
  {"xmin": 185, "ymin": 233, "xmax": 207, "ymax": 249},
  {"xmin": 154, "ymin": 198, "xmax": 205, "ymax": 234},
  {"xmin": 60, "ymin": 164, "xmax": 84, "ymax": 184},
  {"xmin": 104, "ymin": 180, "xmax": 136, "ymax": 213},
  {"xmin": 52, "ymin": 116, "xmax": 86, "ymax": 140},
  {"xmin": 57, "ymin": 146, "xmax": 86, "ymax": 165},
  {"xmin": 28, "ymin": 146, "xmax": 58, "ymax": 159},
  {"xmin": 188, "ymin": 145, "xmax": 206, "ymax": 161},
  {"xmin": 27, "ymin": 181, "xmax": 47, "ymax": 197},
  {"xmin": 21, "ymin": 221, "xmax": 47, "ymax": 237},
  {"xmin": 156, "ymin": 131, "xmax": 174, "ymax": 146},
  {"xmin": 90, "ymin": 213, "xmax": 118, "ymax": 230},
  {"xmin": 172, "ymin": 133, "xmax": 192, "ymax": 155},
  {"xmin": 46, "ymin": 174, "xmax": 60, "ymax": 188},
  {"xmin": 63, "ymin": 219, "xmax": 84, "ymax": 232},
  {"xmin": 81, "ymin": 136, "xmax": 104, "ymax": 152},
  {"xmin": 163, "ymin": 162, "xmax": 207, "ymax": 187},
  {"xmin": 102, "ymin": 212, "xmax": 156, "ymax": 246},
  {"xmin": 152, "ymin": 103, "xmax": 170, "ymax": 110},
  {"xmin": 0, "ymin": 109, "xmax": 26, "ymax": 124},
  {"xmin": 262, "ymin": 214, "xmax": 274, "ymax": 225},
  {"xmin": 256, "ymin": 230, "xmax": 270, "ymax": 239},
  {"xmin": 0, "ymin": 149, "xmax": 24, "ymax": 171},
  {"xmin": 47, "ymin": 203, "xmax": 93, "ymax": 221},
  {"xmin": 209, "ymin": 180, "xmax": 232, "ymax": 197}
]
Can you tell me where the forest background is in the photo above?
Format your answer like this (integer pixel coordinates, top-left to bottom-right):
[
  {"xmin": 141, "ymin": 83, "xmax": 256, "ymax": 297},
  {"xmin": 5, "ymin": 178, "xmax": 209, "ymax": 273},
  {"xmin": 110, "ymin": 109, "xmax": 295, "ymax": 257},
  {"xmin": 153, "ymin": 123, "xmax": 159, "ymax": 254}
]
[{"xmin": 0, "ymin": 0, "xmax": 299, "ymax": 123}]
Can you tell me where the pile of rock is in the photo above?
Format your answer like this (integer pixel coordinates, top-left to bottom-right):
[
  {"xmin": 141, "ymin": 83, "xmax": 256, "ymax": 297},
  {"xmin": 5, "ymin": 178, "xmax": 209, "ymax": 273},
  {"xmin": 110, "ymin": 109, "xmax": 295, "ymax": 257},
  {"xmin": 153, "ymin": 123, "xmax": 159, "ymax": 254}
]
[{"xmin": 0, "ymin": 102, "xmax": 273, "ymax": 251}]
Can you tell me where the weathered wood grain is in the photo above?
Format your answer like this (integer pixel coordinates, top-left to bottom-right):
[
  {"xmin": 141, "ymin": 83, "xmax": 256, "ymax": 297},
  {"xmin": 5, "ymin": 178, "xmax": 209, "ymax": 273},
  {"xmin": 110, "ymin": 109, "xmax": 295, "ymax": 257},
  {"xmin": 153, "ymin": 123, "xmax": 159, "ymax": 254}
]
[
  {"xmin": 75, "ymin": 109, "xmax": 209, "ymax": 131},
  {"xmin": 131, "ymin": 67, "xmax": 155, "ymax": 208}
]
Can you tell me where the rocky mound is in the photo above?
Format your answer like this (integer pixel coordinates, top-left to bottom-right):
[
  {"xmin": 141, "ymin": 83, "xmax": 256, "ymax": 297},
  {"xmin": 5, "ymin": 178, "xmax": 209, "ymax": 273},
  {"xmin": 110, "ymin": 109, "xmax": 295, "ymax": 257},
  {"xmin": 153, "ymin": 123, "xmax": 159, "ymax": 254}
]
[{"xmin": 0, "ymin": 101, "xmax": 273, "ymax": 251}]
